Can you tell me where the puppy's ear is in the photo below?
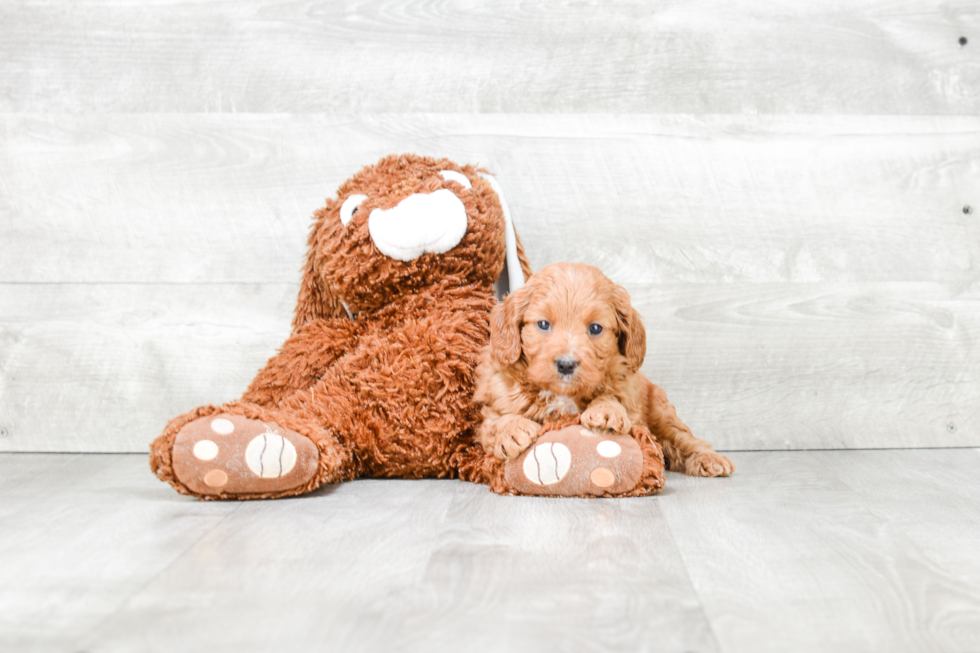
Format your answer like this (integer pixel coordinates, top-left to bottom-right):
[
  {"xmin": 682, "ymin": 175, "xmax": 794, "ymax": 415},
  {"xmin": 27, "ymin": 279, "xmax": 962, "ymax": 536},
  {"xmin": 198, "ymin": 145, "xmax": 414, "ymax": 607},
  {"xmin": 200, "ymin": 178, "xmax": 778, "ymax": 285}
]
[
  {"xmin": 490, "ymin": 279, "xmax": 535, "ymax": 367},
  {"xmin": 613, "ymin": 285, "xmax": 646, "ymax": 372}
]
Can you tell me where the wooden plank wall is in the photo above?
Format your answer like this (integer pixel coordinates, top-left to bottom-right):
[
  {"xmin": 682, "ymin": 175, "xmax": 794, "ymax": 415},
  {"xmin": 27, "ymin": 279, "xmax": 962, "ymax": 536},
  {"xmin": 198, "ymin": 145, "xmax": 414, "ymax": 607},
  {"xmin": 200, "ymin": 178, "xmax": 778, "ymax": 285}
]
[{"xmin": 1, "ymin": 2, "xmax": 978, "ymax": 452}]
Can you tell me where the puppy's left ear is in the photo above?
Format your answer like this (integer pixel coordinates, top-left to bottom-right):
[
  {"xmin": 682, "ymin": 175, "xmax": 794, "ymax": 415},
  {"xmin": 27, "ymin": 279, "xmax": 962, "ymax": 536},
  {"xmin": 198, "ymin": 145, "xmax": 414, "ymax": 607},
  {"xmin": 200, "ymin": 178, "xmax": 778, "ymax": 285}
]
[
  {"xmin": 613, "ymin": 285, "xmax": 646, "ymax": 372},
  {"xmin": 490, "ymin": 277, "xmax": 536, "ymax": 367}
]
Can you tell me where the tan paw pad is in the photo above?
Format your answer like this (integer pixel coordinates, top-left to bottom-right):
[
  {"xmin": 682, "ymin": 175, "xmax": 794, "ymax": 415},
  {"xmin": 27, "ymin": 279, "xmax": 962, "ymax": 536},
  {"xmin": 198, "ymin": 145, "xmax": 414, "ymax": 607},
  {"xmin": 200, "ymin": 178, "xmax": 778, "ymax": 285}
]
[{"xmin": 204, "ymin": 469, "xmax": 228, "ymax": 488}]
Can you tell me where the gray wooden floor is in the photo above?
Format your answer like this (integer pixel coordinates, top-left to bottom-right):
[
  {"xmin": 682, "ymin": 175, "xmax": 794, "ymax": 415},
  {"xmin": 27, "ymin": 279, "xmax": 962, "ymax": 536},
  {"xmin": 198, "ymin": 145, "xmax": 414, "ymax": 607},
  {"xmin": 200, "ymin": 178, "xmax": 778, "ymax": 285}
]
[{"xmin": 3, "ymin": 450, "xmax": 979, "ymax": 653}]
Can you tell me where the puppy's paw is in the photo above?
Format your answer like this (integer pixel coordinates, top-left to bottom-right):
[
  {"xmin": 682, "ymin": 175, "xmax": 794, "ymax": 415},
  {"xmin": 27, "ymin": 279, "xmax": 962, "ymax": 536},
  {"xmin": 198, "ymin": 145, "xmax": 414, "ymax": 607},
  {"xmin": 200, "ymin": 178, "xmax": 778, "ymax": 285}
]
[
  {"xmin": 492, "ymin": 416, "xmax": 541, "ymax": 460},
  {"xmin": 685, "ymin": 451, "xmax": 735, "ymax": 477},
  {"xmin": 581, "ymin": 401, "xmax": 632, "ymax": 435}
]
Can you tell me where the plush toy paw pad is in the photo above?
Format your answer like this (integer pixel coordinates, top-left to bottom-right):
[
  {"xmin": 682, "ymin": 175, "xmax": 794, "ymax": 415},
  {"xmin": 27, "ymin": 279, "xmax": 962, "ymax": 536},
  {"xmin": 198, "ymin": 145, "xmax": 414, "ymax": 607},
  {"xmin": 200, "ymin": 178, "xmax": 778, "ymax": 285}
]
[
  {"xmin": 172, "ymin": 414, "xmax": 318, "ymax": 496},
  {"xmin": 245, "ymin": 432, "xmax": 297, "ymax": 477},
  {"xmin": 522, "ymin": 442, "xmax": 572, "ymax": 485},
  {"xmin": 505, "ymin": 425, "xmax": 644, "ymax": 497}
]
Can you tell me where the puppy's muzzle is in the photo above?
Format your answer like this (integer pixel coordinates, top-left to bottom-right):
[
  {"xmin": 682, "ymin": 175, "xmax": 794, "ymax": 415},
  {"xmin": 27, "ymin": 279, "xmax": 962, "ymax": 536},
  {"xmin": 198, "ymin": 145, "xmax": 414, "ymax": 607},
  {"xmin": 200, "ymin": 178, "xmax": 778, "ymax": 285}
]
[{"xmin": 555, "ymin": 357, "xmax": 579, "ymax": 377}]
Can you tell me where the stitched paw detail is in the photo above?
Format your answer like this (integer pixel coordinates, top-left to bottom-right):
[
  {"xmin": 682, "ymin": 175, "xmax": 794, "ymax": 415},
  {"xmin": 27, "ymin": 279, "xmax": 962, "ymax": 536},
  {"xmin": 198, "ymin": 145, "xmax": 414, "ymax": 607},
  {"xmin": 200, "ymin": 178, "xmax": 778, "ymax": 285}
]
[
  {"xmin": 522, "ymin": 442, "xmax": 572, "ymax": 485},
  {"xmin": 245, "ymin": 429, "xmax": 298, "ymax": 478},
  {"xmin": 507, "ymin": 425, "xmax": 644, "ymax": 496},
  {"xmin": 171, "ymin": 414, "xmax": 319, "ymax": 496}
]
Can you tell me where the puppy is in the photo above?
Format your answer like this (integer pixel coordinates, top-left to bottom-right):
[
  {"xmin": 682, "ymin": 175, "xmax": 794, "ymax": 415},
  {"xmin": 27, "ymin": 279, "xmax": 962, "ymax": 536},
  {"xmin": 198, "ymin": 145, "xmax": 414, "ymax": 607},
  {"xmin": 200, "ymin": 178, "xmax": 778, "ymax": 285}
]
[{"xmin": 474, "ymin": 262, "xmax": 734, "ymax": 477}]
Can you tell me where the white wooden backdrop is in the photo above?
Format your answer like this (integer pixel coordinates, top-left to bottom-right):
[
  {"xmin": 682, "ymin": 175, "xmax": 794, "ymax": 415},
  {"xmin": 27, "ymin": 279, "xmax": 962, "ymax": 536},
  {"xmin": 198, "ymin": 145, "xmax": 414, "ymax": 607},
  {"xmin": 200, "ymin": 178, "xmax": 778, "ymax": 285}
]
[{"xmin": 0, "ymin": 2, "xmax": 978, "ymax": 452}]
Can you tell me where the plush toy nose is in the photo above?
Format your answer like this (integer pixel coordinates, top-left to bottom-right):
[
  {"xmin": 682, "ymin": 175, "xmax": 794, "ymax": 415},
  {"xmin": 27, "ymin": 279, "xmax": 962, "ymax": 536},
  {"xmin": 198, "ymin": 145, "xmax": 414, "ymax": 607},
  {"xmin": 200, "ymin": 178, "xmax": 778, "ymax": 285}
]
[{"xmin": 368, "ymin": 189, "xmax": 468, "ymax": 261}]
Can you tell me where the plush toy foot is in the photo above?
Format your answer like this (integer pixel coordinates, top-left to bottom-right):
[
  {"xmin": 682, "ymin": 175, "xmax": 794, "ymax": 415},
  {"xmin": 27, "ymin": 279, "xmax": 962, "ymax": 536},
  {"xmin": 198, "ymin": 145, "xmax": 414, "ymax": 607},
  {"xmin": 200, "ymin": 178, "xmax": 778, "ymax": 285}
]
[
  {"xmin": 170, "ymin": 413, "xmax": 320, "ymax": 497},
  {"xmin": 503, "ymin": 424, "xmax": 664, "ymax": 497}
]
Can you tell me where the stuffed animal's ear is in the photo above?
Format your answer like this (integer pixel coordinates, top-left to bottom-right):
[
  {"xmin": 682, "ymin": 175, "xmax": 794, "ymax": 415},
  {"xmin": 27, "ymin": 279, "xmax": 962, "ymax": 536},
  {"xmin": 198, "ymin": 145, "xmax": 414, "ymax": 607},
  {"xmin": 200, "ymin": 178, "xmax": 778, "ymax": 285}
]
[
  {"xmin": 478, "ymin": 172, "xmax": 532, "ymax": 292},
  {"xmin": 292, "ymin": 203, "xmax": 349, "ymax": 331},
  {"xmin": 514, "ymin": 231, "xmax": 533, "ymax": 286},
  {"xmin": 492, "ymin": 228, "xmax": 534, "ymax": 299},
  {"xmin": 490, "ymin": 278, "xmax": 536, "ymax": 367},
  {"xmin": 612, "ymin": 285, "xmax": 646, "ymax": 372}
]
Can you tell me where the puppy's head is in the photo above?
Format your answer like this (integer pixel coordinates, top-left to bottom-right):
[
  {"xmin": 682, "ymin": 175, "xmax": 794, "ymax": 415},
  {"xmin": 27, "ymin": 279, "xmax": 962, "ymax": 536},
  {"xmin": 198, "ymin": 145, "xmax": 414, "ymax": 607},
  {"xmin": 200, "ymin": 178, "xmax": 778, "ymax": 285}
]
[{"xmin": 490, "ymin": 262, "xmax": 646, "ymax": 396}]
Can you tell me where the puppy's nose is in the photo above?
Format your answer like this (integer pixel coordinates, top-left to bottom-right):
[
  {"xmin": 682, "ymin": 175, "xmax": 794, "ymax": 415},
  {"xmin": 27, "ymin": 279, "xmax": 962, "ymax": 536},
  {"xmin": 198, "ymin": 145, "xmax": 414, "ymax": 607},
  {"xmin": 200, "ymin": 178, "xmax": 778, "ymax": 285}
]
[{"xmin": 555, "ymin": 357, "xmax": 579, "ymax": 376}]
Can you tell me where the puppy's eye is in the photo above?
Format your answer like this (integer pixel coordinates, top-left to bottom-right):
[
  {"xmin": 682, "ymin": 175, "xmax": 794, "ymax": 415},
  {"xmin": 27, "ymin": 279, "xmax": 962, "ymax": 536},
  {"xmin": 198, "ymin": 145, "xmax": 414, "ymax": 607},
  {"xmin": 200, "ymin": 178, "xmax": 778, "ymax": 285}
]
[
  {"xmin": 536, "ymin": 320, "xmax": 551, "ymax": 332},
  {"xmin": 339, "ymin": 194, "xmax": 367, "ymax": 226},
  {"xmin": 588, "ymin": 323, "xmax": 603, "ymax": 336}
]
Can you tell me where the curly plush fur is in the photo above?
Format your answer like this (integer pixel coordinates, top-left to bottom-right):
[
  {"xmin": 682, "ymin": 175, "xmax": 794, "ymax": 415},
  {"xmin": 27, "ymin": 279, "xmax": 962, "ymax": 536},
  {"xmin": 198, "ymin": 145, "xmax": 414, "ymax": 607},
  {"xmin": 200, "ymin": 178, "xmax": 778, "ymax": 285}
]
[
  {"xmin": 471, "ymin": 262, "xmax": 734, "ymax": 478},
  {"xmin": 150, "ymin": 154, "xmax": 532, "ymax": 500}
]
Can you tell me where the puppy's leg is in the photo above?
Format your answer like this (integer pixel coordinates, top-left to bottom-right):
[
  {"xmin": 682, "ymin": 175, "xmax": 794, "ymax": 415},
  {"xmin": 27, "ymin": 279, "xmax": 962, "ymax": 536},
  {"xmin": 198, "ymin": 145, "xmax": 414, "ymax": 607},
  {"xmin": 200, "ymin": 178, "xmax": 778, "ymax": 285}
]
[
  {"xmin": 644, "ymin": 382, "xmax": 734, "ymax": 477},
  {"xmin": 581, "ymin": 395, "xmax": 633, "ymax": 435},
  {"xmin": 479, "ymin": 412, "xmax": 542, "ymax": 460}
]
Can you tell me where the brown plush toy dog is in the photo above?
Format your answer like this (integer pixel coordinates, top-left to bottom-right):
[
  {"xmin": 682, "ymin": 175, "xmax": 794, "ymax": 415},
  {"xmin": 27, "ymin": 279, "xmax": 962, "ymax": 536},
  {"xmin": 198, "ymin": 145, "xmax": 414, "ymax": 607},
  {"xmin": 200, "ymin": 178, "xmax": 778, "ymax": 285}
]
[{"xmin": 149, "ymin": 154, "xmax": 535, "ymax": 500}]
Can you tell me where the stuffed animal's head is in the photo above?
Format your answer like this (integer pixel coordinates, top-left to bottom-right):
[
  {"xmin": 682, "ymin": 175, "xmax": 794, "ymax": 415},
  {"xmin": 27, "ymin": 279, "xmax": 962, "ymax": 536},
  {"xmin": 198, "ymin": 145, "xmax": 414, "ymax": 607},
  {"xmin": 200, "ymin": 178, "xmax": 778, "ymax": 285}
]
[{"xmin": 295, "ymin": 154, "xmax": 530, "ymax": 328}]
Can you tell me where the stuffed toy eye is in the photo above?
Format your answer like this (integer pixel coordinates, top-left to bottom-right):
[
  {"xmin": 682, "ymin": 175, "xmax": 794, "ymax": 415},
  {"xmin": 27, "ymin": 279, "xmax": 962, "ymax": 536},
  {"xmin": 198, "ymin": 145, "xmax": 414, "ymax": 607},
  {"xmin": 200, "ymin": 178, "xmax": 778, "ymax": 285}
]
[
  {"xmin": 439, "ymin": 170, "xmax": 472, "ymax": 189},
  {"xmin": 339, "ymin": 194, "xmax": 368, "ymax": 226}
]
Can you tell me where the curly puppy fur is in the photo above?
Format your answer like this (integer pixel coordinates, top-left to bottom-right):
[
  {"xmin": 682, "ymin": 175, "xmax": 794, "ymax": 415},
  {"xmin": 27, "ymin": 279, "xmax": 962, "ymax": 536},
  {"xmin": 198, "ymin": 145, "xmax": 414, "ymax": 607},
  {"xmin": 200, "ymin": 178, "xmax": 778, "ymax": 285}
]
[{"xmin": 474, "ymin": 262, "xmax": 734, "ymax": 477}]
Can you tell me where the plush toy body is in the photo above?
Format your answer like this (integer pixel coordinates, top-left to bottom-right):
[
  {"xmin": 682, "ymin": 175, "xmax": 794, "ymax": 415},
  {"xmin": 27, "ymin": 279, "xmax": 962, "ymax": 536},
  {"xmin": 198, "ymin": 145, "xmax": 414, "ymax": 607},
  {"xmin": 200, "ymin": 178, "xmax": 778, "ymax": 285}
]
[{"xmin": 151, "ymin": 155, "xmax": 533, "ymax": 499}]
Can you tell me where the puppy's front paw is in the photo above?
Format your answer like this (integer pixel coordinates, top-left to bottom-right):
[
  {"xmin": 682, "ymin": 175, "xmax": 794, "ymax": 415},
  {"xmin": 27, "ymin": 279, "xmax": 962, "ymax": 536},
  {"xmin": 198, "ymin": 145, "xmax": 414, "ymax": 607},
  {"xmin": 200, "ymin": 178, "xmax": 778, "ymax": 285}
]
[
  {"xmin": 686, "ymin": 451, "xmax": 735, "ymax": 477},
  {"xmin": 492, "ymin": 416, "xmax": 541, "ymax": 460},
  {"xmin": 581, "ymin": 401, "xmax": 632, "ymax": 435}
]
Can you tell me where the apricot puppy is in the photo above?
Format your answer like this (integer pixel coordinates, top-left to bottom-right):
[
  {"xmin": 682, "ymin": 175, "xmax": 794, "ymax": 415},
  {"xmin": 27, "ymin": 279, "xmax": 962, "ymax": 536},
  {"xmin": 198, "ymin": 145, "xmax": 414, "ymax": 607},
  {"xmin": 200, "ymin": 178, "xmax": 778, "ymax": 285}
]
[{"xmin": 474, "ymin": 262, "xmax": 734, "ymax": 477}]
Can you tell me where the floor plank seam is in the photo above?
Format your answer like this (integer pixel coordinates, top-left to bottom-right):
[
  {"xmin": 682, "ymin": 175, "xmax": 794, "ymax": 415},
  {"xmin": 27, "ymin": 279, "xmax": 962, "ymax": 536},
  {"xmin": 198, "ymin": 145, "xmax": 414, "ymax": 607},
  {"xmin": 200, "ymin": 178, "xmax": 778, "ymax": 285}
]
[
  {"xmin": 73, "ymin": 500, "xmax": 245, "ymax": 648},
  {"xmin": 656, "ymin": 499, "xmax": 726, "ymax": 653}
]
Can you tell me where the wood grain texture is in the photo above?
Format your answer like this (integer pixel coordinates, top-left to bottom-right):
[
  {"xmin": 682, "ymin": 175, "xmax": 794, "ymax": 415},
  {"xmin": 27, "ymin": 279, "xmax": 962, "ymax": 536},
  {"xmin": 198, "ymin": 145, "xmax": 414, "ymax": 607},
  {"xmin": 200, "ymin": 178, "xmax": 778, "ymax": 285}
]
[
  {"xmin": 82, "ymin": 479, "xmax": 719, "ymax": 653},
  {"xmin": 1, "ymin": 281, "xmax": 975, "ymax": 453},
  {"xmin": 0, "ymin": 454, "xmax": 240, "ymax": 651},
  {"xmin": 398, "ymin": 484, "xmax": 717, "ymax": 652},
  {"xmin": 0, "ymin": 0, "xmax": 978, "ymax": 114},
  {"xmin": 629, "ymin": 282, "xmax": 980, "ymax": 451},
  {"xmin": 5, "ymin": 113, "xmax": 976, "ymax": 453},
  {"xmin": 658, "ymin": 449, "xmax": 980, "ymax": 653},
  {"xmin": 2, "ymin": 114, "xmax": 978, "ymax": 284},
  {"xmin": 0, "ymin": 284, "xmax": 295, "ymax": 452},
  {"xmin": 3, "ymin": 451, "xmax": 978, "ymax": 652}
]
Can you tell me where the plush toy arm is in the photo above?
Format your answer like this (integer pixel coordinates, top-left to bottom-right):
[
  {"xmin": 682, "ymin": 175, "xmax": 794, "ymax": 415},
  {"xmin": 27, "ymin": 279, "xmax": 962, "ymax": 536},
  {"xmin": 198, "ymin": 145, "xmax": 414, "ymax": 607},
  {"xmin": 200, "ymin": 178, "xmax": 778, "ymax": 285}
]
[{"xmin": 242, "ymin": 318, "xmax": 360, "ymax": 407}]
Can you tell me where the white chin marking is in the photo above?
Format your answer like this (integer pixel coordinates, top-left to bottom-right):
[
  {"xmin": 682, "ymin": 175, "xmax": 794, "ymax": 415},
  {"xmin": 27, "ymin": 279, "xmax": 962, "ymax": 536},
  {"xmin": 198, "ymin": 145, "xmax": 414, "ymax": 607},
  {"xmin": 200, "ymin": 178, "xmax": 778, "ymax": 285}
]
[{"xmin": 368, "ymin": 189, "xmax": 468, "ymax": 261}]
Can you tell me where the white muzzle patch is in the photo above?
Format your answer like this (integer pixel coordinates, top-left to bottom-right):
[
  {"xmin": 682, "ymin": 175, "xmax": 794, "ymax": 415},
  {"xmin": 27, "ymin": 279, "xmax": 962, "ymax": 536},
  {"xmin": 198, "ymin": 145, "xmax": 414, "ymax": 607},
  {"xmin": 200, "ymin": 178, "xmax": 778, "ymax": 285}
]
[{"xmin": 368, "ymin": 189, "xmax": 468, "ymax": 262}]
